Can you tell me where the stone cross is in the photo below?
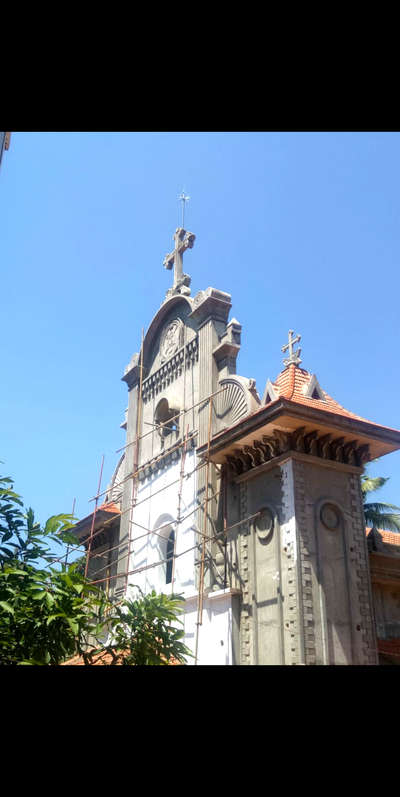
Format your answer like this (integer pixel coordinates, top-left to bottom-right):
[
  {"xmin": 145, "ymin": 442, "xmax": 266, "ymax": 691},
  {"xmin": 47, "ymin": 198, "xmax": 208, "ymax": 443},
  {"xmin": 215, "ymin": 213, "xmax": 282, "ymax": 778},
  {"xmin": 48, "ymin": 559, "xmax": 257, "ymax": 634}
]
[
  {"xmin": 282, "ymin": 329, "xmax": 302, "ymax": 367},
  {"xmin": 163, "ymin": 227, "xmax": 196, "ymax": 296}
]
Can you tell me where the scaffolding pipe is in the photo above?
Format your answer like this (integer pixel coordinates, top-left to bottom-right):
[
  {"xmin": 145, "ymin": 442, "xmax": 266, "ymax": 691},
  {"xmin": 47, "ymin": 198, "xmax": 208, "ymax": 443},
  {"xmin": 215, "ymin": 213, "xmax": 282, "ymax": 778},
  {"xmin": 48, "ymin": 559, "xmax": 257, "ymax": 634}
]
[
  {"xmin": 89, "ymin": 510, "xmax": 262, "ymax": 587},
  {"xmin": 194, "ymin": 396, "xmax": 213, "ymax": 665},
  {"xmin": 84, "ymin": 456, "xmax": 104, "ymax": 579},
  {"xmin": 112, "ymin": 384, "xmax": 228, "ymax": 460},
  {"xmin": 124, "ymin": 328, "xmax": 144, "ymax": 592},
  {"xmin": 42, "ymin": 457, "xmax": 218, "ymax": 571},
  {"xmin": 87, "ymin": 485, "xmax": 223, "ymax": 579},
  {"xmin": 170, "ymin": 425, "xmax": 188, "ymax": 594}
]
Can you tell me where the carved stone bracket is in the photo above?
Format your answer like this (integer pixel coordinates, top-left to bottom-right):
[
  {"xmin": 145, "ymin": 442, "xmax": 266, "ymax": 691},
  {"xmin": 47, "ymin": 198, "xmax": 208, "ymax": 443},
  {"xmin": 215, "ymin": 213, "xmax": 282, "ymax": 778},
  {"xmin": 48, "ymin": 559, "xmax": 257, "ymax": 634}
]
[{"xmin": 226, "ymin": 427, "xmax": 369, "ymax": 476}]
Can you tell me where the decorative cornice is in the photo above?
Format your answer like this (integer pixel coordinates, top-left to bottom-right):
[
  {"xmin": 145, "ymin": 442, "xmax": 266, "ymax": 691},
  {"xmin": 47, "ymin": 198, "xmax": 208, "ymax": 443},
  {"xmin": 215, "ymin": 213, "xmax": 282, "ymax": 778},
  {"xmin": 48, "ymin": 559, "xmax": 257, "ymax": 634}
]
[
  {"xmin": 213, "ymin": 318, "xmax": 242, "ymax": 365},
  {"xmin": 189, "ymin": 287, "xmax": 232, "ymax": 326},
  {"xmin": 226, "ymin": 426, "xmax": 369, "ymax": 477},
  {"xmin": 198, "ymin": 397, "xmax": 400, "ymax": 463},
  {"xmin": 138, "ymin": 432, "xmax": 197, "ymax": 481},
  {"xmin": 122, "ymin": 352, "xmax": 143, "ymax": 390}
]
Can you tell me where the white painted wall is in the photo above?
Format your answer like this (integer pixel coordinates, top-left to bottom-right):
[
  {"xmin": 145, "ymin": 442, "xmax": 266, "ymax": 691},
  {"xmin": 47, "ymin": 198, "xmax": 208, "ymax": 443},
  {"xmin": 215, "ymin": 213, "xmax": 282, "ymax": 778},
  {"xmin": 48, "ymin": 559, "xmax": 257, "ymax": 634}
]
[
  {"xmin": 183, "ymin": 590, "xmax": 238, "ymax": 665},
  {"xmin": 125, "ymin": 450, "xmax": 235, "ymax": 665},
  {"xmin": 126, "ymin": 448, "xmax": 197, "ymax": 598}
]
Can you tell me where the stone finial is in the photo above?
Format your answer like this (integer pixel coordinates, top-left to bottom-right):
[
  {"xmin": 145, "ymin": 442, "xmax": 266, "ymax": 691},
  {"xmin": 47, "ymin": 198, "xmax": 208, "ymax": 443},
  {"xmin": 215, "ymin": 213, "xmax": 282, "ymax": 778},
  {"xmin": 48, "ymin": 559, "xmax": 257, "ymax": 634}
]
[{"xmin": 282, "ymin": 329, "xmax": 302, "ymax": 367}]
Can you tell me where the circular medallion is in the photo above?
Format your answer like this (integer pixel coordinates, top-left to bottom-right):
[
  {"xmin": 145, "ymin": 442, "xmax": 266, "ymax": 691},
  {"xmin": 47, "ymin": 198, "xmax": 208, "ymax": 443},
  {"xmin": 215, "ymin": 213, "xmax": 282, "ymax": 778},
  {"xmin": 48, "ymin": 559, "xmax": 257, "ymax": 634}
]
[
  {"xmin": 320, "ymin": 503, "xmax": 340, "ymax": 530},
  {"xmin": 160, "ymin": 319, "xmax": 183, "ymax": 362},
  {"xmin": 255, "ymin": 507, "xmax": 274, "ymax": 541}
]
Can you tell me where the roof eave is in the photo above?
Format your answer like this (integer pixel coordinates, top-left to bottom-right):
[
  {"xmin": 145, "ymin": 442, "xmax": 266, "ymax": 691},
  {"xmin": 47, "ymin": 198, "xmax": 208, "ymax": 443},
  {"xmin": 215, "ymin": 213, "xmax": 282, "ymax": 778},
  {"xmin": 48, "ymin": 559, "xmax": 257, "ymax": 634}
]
[
  {"xmin": 198, "ymin": 398, "xmax": 400, "ymax": 463},
  {"xmin": 73, "ymin": 509, "xmax": 121, "ymax": 540}
]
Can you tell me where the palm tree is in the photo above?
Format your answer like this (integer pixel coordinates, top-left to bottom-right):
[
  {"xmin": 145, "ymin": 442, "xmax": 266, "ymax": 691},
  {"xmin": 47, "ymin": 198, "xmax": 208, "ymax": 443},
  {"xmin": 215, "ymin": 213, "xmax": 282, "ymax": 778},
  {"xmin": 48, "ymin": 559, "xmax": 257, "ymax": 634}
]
[{"xmin": 361, "ymin": 473, "xmax": 400, "ymax": 533}]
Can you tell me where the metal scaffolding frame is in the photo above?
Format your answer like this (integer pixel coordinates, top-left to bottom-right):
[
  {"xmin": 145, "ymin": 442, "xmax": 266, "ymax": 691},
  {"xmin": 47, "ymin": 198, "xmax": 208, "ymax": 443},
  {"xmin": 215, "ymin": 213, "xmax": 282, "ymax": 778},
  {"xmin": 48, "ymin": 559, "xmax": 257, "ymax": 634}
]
[{"xmin": 66, "ymin": 383, "xmax": 251, "ymax": 664}]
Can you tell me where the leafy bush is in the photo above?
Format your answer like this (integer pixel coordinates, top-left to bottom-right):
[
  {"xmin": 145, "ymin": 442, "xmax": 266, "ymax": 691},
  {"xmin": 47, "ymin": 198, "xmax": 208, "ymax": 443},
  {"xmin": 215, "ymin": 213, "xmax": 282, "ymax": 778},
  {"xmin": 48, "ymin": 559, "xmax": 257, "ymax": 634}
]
[{"xmin": 0, "ymin": 472, "xmax": 191, "ymax": 665}]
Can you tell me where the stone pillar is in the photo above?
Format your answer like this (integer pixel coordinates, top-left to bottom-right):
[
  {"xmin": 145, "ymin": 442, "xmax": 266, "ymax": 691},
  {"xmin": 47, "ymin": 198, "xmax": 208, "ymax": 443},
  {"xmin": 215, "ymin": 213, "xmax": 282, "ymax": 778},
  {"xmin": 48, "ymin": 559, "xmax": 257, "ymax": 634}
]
[
  {"xmin": 189, "ymin": 289, "xmax": 232, "ymax": 590},
  {"xmin": 115, "ymin": 355, "xmax": 140, "ymax": 599},
  {"xmin": 234, "ymin": 453, "xmax": 378, "ymax": 665},
  {"xmin": 278, "ymin": 455, "xmax": 378, "ymax": 665}
]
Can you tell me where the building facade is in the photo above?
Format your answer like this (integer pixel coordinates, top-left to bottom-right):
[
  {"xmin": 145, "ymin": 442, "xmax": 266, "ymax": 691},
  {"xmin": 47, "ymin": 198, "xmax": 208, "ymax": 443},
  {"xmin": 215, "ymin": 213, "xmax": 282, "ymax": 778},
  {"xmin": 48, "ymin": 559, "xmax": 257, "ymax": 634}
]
[{"xmin": 73, "ymin": 225, "xmax": 400, "ymax": 665}]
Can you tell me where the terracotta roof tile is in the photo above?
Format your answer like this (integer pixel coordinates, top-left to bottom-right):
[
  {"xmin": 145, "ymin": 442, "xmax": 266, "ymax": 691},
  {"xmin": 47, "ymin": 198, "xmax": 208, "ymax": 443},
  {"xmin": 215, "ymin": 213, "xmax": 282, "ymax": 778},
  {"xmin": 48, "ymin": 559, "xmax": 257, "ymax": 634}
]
[
  {"xmin": 270, "ymin": 364, "xmax": 372, "ymax": 422},
  {"xmin": 97, "ymin": 502, "xmax": 121, "ymax": 514},
  {"xmin": 366, "ymin": 527, "xmax": 400, "ymax": 546},
  {"xmin": 377, "ymin": 638, "xmax": 400, "ymax": 659},
  {"xmin": 62, "ymin": 649, "xmax": 181, "ymax": 665}
]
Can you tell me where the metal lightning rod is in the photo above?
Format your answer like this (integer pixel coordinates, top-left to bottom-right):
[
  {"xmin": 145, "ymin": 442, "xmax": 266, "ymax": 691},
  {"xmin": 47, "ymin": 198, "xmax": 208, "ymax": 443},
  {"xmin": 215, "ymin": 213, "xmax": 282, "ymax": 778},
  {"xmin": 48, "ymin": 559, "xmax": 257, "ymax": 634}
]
[{"xmin": 178, "ymin": 190, "xmax": 190, "ymax": 228}]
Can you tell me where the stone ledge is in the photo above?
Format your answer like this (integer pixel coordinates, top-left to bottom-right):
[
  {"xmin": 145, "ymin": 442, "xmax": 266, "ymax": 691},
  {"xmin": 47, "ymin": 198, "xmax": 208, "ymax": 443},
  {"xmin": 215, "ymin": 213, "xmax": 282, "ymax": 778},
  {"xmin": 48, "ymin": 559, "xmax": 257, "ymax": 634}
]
[{"xmin": 183, "ymin": 587, "xmax": 241, "ymax": 607}]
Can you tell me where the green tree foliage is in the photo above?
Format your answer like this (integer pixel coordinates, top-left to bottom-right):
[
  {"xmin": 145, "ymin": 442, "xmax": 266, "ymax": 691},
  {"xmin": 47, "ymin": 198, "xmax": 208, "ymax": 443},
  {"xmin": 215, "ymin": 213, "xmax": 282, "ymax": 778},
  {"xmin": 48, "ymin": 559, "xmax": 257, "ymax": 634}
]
[
  {"xmin": 0, "ymin": 471, "xmax": 191, "ymax": 665},
  {"xmin": 91, "ymin": 589, "xmax": 192, "ymax": 665},
  {"xmin": 361, "ymin": 472, "xmax": 400, "ymax": 532},
  {"xmin": 0, "ymin": 473, "xmax": 108, "ymax": 664}
]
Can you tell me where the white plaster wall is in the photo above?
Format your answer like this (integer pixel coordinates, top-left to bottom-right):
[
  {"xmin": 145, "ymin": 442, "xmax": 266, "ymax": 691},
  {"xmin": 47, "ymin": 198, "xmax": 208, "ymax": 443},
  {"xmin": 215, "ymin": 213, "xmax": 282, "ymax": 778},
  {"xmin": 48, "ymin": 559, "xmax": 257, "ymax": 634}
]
[
  {"xmin": 125, "ymin": 450, "xmax": 234, "ymax": 664},
  {"xmin": 280, "ymin": 459, "xmax": 297, "ymax": 563},
  {"xmin": 126, "ymin": 449, "xmax": 197, "ymax": 599},
  {"xmin": 183, "ymin": 591, "xmax": 236, "ymax": 665}
]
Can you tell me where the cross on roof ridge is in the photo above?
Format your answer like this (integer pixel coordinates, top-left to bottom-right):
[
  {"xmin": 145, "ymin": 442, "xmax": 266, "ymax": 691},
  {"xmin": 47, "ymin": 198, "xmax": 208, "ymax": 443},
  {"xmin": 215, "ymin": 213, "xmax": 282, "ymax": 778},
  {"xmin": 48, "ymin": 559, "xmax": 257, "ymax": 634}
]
[{"xmin": 281, "ymin": 329, "xmax": 302, "ymax": 367}]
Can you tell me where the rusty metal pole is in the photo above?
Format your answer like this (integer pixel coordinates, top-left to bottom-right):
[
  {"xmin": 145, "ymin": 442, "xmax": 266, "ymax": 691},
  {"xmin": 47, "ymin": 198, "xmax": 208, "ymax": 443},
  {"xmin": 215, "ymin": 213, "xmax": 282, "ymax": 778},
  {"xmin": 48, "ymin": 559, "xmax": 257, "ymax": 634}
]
[
  {"xmin": 223, "ymin": 465, "xmax": 228, "ymax": 589},
  {"xmin": 194, "ymin": 396, "xmax": 213, "ymax": 665},
  {"xmin": 64, "ymin": 497, "xmax": 76, "ymax": 568},
  {"xmin": 125, "ymin": 329, "xmax": 144, "ymax": 593},
  {"xmin": 171, "ymin": 425, "xmax": 189, "ymax": 593},
  {"xmin": 84, "ymin": 456, "xmax": 104, "ymax": 579}
]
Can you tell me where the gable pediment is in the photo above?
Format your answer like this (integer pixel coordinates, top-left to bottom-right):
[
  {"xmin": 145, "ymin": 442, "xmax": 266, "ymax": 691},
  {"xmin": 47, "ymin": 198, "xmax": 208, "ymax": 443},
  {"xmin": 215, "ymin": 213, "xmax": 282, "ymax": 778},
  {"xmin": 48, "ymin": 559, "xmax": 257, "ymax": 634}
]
[
  {"xmin": 303, "ymin": 373, "xmax": 325, "ymax": 401},
  {"xmin": 262, "ymin": 379, "xmax": 278, "ymax": 405}
]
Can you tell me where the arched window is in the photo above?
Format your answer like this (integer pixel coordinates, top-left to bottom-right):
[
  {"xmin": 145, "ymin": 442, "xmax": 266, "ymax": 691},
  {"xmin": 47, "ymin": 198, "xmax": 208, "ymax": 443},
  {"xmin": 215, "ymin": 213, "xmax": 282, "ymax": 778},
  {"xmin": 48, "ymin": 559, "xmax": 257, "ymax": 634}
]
[
  {"xmin": 153, "ymin": 514, "xmax": 177, "ymax": 590},
  {"xmin": 165, "ymin": 528, "xmax": 175, "ymax": 584}
]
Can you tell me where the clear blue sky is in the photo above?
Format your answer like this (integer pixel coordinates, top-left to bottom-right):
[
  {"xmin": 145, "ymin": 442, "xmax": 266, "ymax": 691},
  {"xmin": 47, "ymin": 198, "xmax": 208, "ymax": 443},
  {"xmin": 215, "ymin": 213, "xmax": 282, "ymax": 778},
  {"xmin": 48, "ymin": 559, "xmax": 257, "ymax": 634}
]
[{"xmin": 1, "ymin": 131, "xmax": 400, "ymax": 561}]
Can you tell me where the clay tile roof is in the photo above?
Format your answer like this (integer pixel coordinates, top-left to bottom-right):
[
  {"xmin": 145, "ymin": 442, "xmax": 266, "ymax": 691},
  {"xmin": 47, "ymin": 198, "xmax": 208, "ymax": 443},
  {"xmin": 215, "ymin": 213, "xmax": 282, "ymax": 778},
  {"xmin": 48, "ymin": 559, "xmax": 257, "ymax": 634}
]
[
  {"xmin": 62, "ymin": 650, "xmax": 181, "ymax": 665},
  {"xmin": 377, "ymin": 638, "xmax": 400, "ymax": 659},
  {"xmin": 271, "ymin": 364, "xmax": 375, "ymax": 423},
  {"xmin": 366, "ymin": 527, "xmax": 400, "ymax": 546},
  {"xmin": 97, "ymin": 502, "xmax": 121, "ymax": 514}
]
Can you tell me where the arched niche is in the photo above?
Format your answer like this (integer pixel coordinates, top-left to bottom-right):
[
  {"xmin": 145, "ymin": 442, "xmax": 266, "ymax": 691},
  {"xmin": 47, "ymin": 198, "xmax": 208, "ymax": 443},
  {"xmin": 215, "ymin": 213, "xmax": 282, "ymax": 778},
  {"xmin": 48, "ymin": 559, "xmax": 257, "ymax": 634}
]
[{"xmin": 142, "ymin": 295, "xmax": 194, "ymax": 373}]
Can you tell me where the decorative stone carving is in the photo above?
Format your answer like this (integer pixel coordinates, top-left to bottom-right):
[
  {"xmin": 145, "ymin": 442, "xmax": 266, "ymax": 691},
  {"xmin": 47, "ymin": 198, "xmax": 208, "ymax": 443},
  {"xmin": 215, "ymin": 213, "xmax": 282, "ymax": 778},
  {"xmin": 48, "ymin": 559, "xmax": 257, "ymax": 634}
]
[
  {"xmin": 226, "ymin": 426, "xmax": 369, "ymax": 475},
  {"xmin": 141, "ymin": 337, "xmax": 198, "ymax": 402},
  {"xmin": 292, "ymin": 426, "xmax": 306, "ymax": 452},
  {"xmin": 273, "ymin": 429, "xmax": 291, "ymax": 454},
  {"xmin": 137, "ymin": 432, "xmax": 197, "ymax": 482},
  {"xmin": 330, "ymin": 437, "xmax": 345, "ymax": 461},
  {"xmin": 163, "ymin": 227, "xmax": 195, "ymax": 299},
  {"xmin": 318, "ymin": 434, "xmax": 331, "ymax": 459},
  {"xmin": 262, "ymin": 435, "xmax": 281, "ymax": 458},
  {"xmin": 254, "ymin": 507, "xmax": 274, "ymax": 542},
  {"xmin": 213, "ymin": 376, "xmax": 259, "ymax": 433},
  {"xmin": 160, "ymin": 318, "xmax": 184, "ymax": 363},
  {"xmin": 281, "ymin": 329, "xmax": 302, "ymax": 367},
  {"xmin": 356, "ymin": 444, "xmax": 370, "ymax": 465},
  {"xmin": 320, "ymin": 503, "xmax": 340, "ymax": 530}
]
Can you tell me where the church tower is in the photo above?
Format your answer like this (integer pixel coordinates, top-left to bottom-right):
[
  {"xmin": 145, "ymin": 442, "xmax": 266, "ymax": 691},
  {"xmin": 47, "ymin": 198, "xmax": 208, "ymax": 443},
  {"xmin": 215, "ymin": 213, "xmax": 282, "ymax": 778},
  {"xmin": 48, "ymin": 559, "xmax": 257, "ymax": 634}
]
[
  {"xmin": 73, "ymin": 220, "xmax": 400, "ymax": 665},
  {"xmin": 104, "ymin": 220, "xmax": 257, "ymax": 665}
]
